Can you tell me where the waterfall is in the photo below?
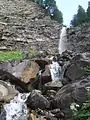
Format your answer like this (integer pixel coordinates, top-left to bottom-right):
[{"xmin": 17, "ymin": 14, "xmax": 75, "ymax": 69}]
[
  {"xmin": 3, "ymin": 93, "xmax": 30, "ymax": 120},
  {"xmin": 49, "ymin": 61, "xmax": 62, "ymax": 81},
  {"xmin": 49, "ymin": 26, "xmax": 67, "ymax": 81},
  {"xmin": 58, "ymin": 26, "xmax": 67, "ymax": 54}
]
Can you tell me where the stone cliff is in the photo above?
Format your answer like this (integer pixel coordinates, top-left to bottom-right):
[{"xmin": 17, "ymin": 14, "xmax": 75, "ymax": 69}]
[
  {"xmin": 67, "ymin": 23, "xmax": 90, "ymax": 53},
  {"xmin": 0, "ymin": 0, "xmax": 61, "ymax": 53}
]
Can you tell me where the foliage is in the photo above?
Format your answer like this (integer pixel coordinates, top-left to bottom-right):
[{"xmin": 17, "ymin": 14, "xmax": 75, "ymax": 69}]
[
  {"xmin": 71, "ymin": 5, "xmax": 87, "ymax": 27},
  {"xmin": 70, "ymin": 14, "xmax": 78, "ymax": 27},
  {"xmin": 84, "ymin": 66, "xmax": 90, "ymax": 74},
  {"xmin": 71, "ymin": 94, "xmax": 90, "ymax": 120},
  {"xmin": 87, "ymin": 2, "xmax": 90, "ymax": 22},
  {"xmin": 0, "ymin": 50, "xmax": 37, "ymax": 61},
  {"xmin": 50, "ymin": 8, "xmax": 63, "ymax": 23},
  {"xmin": 87, "ymin": 6, "xmax": 90, "ymax": 18},
  {"xmin": 77, "ymin": 5, "xmax": 87, "ymax": 25},
  {"xmin": 0, "ymin": 51, "xmax": 22, "ymax": 61},
  {"xmin": 28, "ymin": 0, "xmax": 63, "ymax": 23}
]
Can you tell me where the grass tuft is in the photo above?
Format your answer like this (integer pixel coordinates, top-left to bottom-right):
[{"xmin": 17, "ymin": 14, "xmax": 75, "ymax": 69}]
[{"xmin": 0, "ymin": 51, "xmax": 22, "ymax": 61}]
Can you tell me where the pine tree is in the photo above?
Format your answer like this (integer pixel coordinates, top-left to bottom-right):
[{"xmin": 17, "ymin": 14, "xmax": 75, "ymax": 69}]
[
  {"xmin": 51, "ymin": 8, "xmax": 63, "ymax": 23},
  {"xmin": 77, "ymin": 5, "xmax": 87, "ymax": 25},
  {"xmin": 70, "ymin": 14, "xmax": 78, "ymax": 27},
  {"xmin": 87, "ymin": 1, "xmax": 90, "ymax": 21},
  {"xmin": 71, "ymin": 5, "xmax": 87, "ymax": 26},
  {"xmin": 45, "ymin": 0, "xmax": 56, "ymax": 7}
]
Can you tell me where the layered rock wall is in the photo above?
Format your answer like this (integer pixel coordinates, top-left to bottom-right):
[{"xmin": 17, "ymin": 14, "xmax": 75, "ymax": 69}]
[{"xmin": 0, "ymin": 0, "xmax": 61, "ymax": 53}]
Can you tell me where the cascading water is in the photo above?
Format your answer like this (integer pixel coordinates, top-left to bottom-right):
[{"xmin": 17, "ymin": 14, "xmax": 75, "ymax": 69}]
[
  {"xmin": 0, "ymin": 93, "xmax": 30, "ymax": 120},
  {"xmin": 49, "ymin": 60, "xmax": 62, "ymax": 81},
  {"xmin": 58, "ymin": 26, "xmax": 67, "ymax": 54},
  {"xmin": 49, "ymin": 26, "xmax": 67, "ymax": 82}
]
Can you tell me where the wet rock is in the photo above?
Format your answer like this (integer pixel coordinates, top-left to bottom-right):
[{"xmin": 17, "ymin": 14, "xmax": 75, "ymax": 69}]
[
  {"xmin": 61, "ymin": 50, "xmax": 73, "ymax": 61},
  {"xmin": 26, "ymin": 90, "xmax": 50, "ymax": 110}
]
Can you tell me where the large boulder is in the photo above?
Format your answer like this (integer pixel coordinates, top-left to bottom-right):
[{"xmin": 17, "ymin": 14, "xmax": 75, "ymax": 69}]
[
  {"xmin": 64, "ymin": 53, "xmax": 90, "ymax": 81},
  {"xmin": 26, "ymin": 90, "xmax": 50, "ymax": 110},
  {"xmin": 0, "ymin": 60, "xmax": 40, "ymax": 84},
  {"xmin": 50, "ymin": 77, "xmax": 90, "ymax": 119},
  {"xmin": 51, "ymin": 76, "xmax": 90, "ymax": 110},
  {"xmin": 20, "ymin": 61, "xmax": 40, "ymax": 83}
]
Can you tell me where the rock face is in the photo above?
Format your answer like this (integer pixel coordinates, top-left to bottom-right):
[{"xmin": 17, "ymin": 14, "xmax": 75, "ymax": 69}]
[
  {"xmin": 0, "ymin": 0, "xmax": 61, "ymax": 54},
  {"xmin": 67, "ymin": 23, "xmax": 90, "ymax": 53}
]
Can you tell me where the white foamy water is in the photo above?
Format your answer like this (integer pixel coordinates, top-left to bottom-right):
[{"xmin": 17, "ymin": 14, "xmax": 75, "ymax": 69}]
[
  {"xmin": 58, "ymin": 26, "xmax": 67, "ymax": 54},
  {"xmin": 49, "ymin": 61, "xmax": 61, "ymax": 81},
  {"xmin": 4, "ymin": 93, "xmax": 30, "ymax": 120}
]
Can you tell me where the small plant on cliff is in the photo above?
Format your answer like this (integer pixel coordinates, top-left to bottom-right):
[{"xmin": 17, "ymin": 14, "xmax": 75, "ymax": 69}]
[
  {"xmin": 0, "ymin": 49, "xmax": 37, "ymax": 61},
  {"xmin": 0, "ymin": 51, "xmax": 22, "ymax": 61},
  {"xmin": 84, "ymin": 66, "xmax": 90, "ymax": 74},
  {"xmin": 71, "ymin": 94, "xmax": 90, "ymax": 120}
]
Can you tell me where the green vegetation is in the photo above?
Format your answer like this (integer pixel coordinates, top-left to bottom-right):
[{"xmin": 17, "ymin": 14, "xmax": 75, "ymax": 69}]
[
  {"xmin": 84, "ymin": 66, "xmax": 90, "ymax": 74},
  {"xmin": 50, "ymin": 8, "xmax": 63, "ymax": 23},
  {"xmin": 0, "ymin": 50, "xmax": 37, "ymax": 61},
  {"xmin": 28, "ymin": 0, "xmax": 63, "ymax": 23},
  {"xmin": 70, "ymin": 66, "xmax": 90, "ymax": 120},
  {"xmin": 0, "ymin": 51, "xmax": 22, "ymax": 61},
  {"xmin": 29, "ymin": 49, "xmax": 37, "ymax": 57},
  {"xmin": 71, "ymin": 94, "xmax": 90, "ymax": 120},
  {"xmin": 71, "ymin": 1, "xmax": 90, "ymax": 27}
]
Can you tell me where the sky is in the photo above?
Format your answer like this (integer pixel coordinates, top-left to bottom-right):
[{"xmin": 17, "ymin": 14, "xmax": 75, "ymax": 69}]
[{"xmin": 56, "ymin": 0, "xmax": 89, "ymax": 26}]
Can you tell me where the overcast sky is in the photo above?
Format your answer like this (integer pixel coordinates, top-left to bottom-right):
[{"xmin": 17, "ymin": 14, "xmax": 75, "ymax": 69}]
[{"xmin": 56, "ymin": 0, "xmax": 89, "ymax": 26}]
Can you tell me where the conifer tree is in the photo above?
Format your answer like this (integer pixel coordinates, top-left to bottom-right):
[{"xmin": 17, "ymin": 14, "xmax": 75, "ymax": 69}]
[
  {"xmin": 70, "ymin": 14, "xmax": 78, "ymax": 27},
  {"xmin": 87, "ymin": 1, "xmax": 90, "ymax": 21},
  {"xmin": 71, "ymin": 5, "xmax": 87, "ymax": 26},
  {"xmin": 77, "ymin": 5, "xmax": 87, "ymax": 25}
]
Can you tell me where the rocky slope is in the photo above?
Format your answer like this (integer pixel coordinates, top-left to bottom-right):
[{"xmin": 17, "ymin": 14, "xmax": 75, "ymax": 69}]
[
  {"xmin": 0, "ymin": 0, "xmax": 61, "ymax": 54},
  {"xmin": 67, "ymin": 23, "xmax": 90, "ymax": 53}
]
